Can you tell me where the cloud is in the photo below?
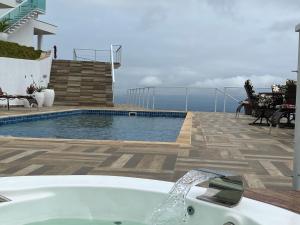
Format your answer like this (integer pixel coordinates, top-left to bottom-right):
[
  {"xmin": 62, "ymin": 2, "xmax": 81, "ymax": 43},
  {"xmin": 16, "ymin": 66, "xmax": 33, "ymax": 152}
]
[
  {"xmin": 137, "ymin": 6, "xmax": 168, "ymax": 31},
  {"xmin": 42, "ymin": 1, "xmax": 300, "ymax": 91},
  {"xmin": 140, "ymin": 76, "xmax": 162, "ymax": 86},
  {"xmin": 269, "ymin": 18, "xmax": 300, "ymax": 32},
  {"xmin": 204, "ymin": 0, "xmax": 238, "ymax": 16},
  {"xmin": 192, "ymin": 75, "xmax": 296, "ymax": 88}
]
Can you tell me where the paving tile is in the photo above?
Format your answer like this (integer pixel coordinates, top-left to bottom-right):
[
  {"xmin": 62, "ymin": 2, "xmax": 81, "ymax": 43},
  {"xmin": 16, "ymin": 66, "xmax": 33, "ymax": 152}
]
[{"xmin": 0, "ymin": 108, "xmax": 297, "ymax": 212}]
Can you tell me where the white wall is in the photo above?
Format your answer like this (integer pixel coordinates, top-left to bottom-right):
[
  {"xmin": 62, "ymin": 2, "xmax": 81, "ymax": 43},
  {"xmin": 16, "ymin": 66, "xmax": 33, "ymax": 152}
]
[
  {"xmin": 0, "ymin": 55, "xmax": 52, "ymax": 105},
  {"xmin": 7, "ymin": 19, "xmax": 34, "ymax": 47}
]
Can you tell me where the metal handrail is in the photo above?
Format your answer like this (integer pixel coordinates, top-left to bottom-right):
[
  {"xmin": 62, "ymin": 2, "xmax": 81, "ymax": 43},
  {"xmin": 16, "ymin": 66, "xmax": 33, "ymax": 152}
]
[
  {"xmin": 222, "ymin": 86, "xmax": 270, "ymax": 112},
  {"xmin": 125, "ymin": 86, "xmax": 272, "ymax": 112},
  {"xmin": 73, "ymin": 46, "xmax": 122, "ymax": 65},
  {"xmin": 73, "ymin": 45, "xmax": 122, "ymax": 104}
]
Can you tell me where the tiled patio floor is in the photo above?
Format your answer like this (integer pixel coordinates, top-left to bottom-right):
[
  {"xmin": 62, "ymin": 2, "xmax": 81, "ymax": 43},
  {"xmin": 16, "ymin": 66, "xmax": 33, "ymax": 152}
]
[
  {"xmin": 191, "ymin": 112, "xmax": 294, "ymax": 189},
  {"xmin": 0, "ymin": 107, "xmax": 298, "ymax": 213}
]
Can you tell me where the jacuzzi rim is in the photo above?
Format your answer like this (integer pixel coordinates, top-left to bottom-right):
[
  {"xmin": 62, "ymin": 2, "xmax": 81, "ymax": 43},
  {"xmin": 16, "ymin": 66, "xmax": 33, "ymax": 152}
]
[{"xmin": 0, "ymin": 175, "xmax": 298, "ymax": 224}]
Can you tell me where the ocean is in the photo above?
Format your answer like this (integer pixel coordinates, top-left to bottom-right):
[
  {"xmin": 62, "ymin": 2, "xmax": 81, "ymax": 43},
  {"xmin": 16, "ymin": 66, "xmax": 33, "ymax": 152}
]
[{"xmin": 114, "ymin": 88, "xmax": 257, "ymax": 113}]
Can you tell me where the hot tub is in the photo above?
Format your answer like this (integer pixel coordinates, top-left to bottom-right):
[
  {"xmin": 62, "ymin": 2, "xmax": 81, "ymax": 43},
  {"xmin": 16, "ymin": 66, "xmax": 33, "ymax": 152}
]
[{"xmin": 0, "ymin": 176, "xmax": 298, "ymax": 225}]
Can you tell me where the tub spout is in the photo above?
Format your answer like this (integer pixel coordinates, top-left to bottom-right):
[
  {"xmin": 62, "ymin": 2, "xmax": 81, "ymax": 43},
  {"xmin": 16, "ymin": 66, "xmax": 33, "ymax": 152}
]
[
  {"xmin": 195, "ymin": 168, "xmax": 244, "ymax": 208},
  {"xmin": 0, "ymin": 195, "xmax": 11, "ymax": 203}
]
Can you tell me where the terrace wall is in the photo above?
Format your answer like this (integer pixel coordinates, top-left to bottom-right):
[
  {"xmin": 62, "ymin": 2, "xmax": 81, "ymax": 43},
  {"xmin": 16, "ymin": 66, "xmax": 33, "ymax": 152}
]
[
  {"xmin": 0, "ymin": 55, "xmax": 52, "ymax": 106},
  {"xmin": 49, "ymin": 60, "xmax": 113, "ymax": 106}
]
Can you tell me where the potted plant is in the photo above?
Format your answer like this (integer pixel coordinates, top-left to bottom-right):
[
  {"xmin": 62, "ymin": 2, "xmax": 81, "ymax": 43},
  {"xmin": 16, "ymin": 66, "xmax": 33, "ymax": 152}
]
[
  {"xmin": 0, "ymin": 18, "xmax": 10, "ymax": 41},
  {"xmin": 24, "ymin": 83, "xmax": 37, "ymax": 108},
  {"xmin": 26, "ymin": 84, "xmax": 37, "ymax": 95}
]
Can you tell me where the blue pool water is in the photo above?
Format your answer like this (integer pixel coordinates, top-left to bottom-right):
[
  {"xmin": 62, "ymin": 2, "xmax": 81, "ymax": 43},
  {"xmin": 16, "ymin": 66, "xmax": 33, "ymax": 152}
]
[{"xmin": 0, "ymin": 112, "xmax": 185, "ymax": 142}]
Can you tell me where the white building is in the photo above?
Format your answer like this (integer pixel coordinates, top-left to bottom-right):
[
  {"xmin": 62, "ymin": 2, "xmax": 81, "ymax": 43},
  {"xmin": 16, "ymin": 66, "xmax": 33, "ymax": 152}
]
[
  {"xmin": 0, "ymin": 0, "xmax": 56, "ymax": 105},
  {"xmin": 0, "ymin": 0, "xmax": 56, "ymax": 49}
]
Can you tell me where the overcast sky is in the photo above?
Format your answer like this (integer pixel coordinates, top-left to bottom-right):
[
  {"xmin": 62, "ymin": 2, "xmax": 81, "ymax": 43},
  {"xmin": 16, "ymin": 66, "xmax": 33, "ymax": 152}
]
[{"xmin": 41, "ymin": 0, "xmax": 300, "ymax": 90}]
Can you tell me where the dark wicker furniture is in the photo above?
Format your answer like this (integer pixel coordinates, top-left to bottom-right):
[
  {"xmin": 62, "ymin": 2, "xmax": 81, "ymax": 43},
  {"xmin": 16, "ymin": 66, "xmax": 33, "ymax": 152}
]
[
  {"xmin": 0, "ymin": 88, "xmax": 38, "ymax": 110},
  {"xmin": 269, "ymin": 80, "xmax": 296, "ymax": 131},
  {"xmin": 236, "ymin": 80, "xmax": 276, "ymax": 125}
]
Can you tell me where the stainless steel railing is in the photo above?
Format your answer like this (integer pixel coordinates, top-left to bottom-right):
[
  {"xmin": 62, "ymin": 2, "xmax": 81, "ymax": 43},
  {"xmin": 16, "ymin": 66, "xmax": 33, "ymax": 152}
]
[
  {"xmin": 73, "ymin": 45, "xmax": 122, "ymax": 65},
  {"xmin": 125, "ymin": 86, "xmax": 271, "ymax": 112}
]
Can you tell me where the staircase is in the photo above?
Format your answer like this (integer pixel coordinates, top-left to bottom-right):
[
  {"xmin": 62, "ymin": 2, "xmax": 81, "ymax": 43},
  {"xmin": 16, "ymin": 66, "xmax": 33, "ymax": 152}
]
[
  {"xmin": 49, "ymin": 60, "xmax": 114, "ymax": 107},
  {"xmin": 1, "ymin": 0, "xmax": 46, "ymax": 34}
]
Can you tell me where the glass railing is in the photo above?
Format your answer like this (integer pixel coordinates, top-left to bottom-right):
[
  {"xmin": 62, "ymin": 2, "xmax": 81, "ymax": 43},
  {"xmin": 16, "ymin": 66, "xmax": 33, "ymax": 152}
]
[
  {"xmin": 0, "ymin": 0, "xmax": 46, "ymax": 28},
  {"xmin": 33, "ymin": 0, "xmax": 46, "ymax": 12}
]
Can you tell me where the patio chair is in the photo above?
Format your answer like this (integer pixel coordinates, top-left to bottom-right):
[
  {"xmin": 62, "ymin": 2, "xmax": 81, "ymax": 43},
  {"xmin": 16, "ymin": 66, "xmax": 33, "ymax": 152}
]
[
  {"xmin": 236, "ymin": 80, "xmax": 256, "ymax": 118},
  {"xmin": 269, "ymin": 80, "xmax": 296, "ymax": 133},
  {"xmin": 236, "ymin": 80, "xmax": 276, "ymax": 125}
]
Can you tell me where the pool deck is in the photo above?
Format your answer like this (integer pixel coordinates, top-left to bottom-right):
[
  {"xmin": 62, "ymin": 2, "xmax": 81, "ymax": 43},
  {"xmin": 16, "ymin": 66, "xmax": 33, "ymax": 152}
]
[{"xmin": 0, "ymin": 106, "xmax": 299, "ymax": 213}]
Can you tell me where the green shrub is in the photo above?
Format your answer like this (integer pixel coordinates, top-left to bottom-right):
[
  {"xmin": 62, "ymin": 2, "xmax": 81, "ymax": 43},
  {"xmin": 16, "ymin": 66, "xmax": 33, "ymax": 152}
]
[
  {"xmin": 0, "ymin": 18, "xmax": 10, "ymax": 32},
  {"xmin": 0, "ymin": 40, "xmax": 42, "ymax": 60}
]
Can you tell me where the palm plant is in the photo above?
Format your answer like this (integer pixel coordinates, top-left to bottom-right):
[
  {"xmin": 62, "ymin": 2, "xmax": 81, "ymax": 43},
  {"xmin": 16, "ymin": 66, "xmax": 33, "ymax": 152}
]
[{"xmin": 0, "ymin": 18, "xmax": 11, "ymax": 32}]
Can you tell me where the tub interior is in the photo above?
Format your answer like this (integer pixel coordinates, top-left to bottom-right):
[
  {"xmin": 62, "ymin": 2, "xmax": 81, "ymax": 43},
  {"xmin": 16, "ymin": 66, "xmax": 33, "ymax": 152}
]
[{"xmin": 0, "ymin": 186, "xmax": 261, "ymax": 225}]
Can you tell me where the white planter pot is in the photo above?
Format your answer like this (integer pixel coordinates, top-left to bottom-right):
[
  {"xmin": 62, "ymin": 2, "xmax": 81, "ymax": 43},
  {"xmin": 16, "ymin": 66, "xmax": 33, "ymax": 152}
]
[
  {"xmin": 32, "ymin": 92, "xmax": 45, "ymax": 108},
  {"xmin": 0, "ymin": 32, "xmax": 8, "ymax": 41},
  {"xmin": 43, "ymin": 89, "xmax": 55, "ymax": 107}
]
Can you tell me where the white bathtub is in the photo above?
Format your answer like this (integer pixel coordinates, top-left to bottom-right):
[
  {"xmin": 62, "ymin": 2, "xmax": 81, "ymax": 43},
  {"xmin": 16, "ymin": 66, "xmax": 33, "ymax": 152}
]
[{"xmin": 0, "ymin": 176, "xmax": 298, "ymax": 225}]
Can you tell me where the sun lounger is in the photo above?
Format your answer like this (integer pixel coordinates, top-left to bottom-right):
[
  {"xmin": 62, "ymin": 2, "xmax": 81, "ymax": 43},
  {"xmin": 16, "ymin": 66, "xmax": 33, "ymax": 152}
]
[{"xmin": 0, "ymin": 88, "xmax": 38, "ymax": 110}]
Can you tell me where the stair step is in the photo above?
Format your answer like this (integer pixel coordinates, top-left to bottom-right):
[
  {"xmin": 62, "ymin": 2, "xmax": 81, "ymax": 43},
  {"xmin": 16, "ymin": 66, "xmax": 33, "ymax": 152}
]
[
  {"xmin": 4, "ymin": 8, "xmax": 39, "ymax": 34},
  {"xmin": 50, "ymin": 60, "xmax": 113, "ymax": 106}
]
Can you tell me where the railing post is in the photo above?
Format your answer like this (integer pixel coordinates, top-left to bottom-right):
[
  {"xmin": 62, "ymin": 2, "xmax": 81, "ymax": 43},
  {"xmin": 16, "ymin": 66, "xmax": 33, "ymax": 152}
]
[
  {"xmin": 294, "ymin": 30, "xmax": 300, "ymax": 190},
  {"xmin": 94, "ymin": 50, "xmax": 97, "ymax": 62},
  {"xmin": 73, "ymin": 49, "xmax": 76, "ymax": 60},
  {"xmin": 126, "ymin": 89, "xmax": 130, "ymax": 105},
  {"xmin": 110, "ymin": 45, "xmax": 115, "ymax": 83},
  {"xmin": 214, "ymin": 88, "xmax": 218, "ymax": 113},
  {"xmin": 152, "ymin": 87, "xmax": 156, "ymax": 110},
  {"xmin": 129, "ymin": 89, "xmax": 132, "ymax": 105},
  {"xmin": 142, "ymin": 88, "xmax": 146, "ymax": 108},
  {"xmin": 130, "ymin": 89, "xmax": 134, "ymax": 105},
  {"xmin": 185, "ymin": 87, "xmax": 189, "ymax": 112},
  {"xmin": 223, "ymin": 87, "xmax": 227, "ymax": 113},
  {"xmin": 135, "ymin": 89, "xmax": 138, "ymax": 106},
  {"xmin": 119, "ymin": 47, "xmax": 122, "ymax": 65},
  {"xmin": 146, "ymin": 87, "xmax": 150, "ymax": 109},
  {"xmin": 132, "ymin": 89, "xmax": 135, "ymax": 106},
  {"xmin": 138, "ymin": 88, "xmax": 141, "ymax": 107}
]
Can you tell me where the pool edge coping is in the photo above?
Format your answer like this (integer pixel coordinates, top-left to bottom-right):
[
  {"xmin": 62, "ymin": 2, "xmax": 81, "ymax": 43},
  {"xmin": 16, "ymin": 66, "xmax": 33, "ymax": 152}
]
[{"xmin": 176, "ymin": 112, "xmax": 192, "ymax": 145}]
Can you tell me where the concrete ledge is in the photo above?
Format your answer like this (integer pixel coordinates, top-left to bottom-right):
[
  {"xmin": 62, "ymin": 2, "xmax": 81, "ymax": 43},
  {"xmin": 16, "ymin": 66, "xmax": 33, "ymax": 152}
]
[
  {"xmin": 33, "ymin": 20, "xmax": 57, "ymax": 35},
  {"xmin": 176, "ymin": 112, "xmax": 192, "ymax": 145}
]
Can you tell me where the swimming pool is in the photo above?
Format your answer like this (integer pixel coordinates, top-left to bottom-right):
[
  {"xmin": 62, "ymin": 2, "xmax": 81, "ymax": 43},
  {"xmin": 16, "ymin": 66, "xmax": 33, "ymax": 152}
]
[{"xmin": 0, "ymin": 110, "xmax": 186, "ymax": 142}]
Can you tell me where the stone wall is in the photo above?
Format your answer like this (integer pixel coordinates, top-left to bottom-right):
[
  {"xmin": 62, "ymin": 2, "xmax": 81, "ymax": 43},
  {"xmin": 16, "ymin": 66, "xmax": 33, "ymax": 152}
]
[{"xmin": 49, "ymin": 60, "xmax": 113, "ymax": 106}]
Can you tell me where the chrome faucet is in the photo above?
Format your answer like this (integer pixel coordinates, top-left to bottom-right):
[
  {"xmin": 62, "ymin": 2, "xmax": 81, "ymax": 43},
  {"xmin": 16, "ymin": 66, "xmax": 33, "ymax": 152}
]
[
  {"xmin": 0, "ymin": 194, "xmax": 11, "ymax": 203},
  {"xmin": 195, "ymin": 168, "xmax": 244, "ymax": 208}
]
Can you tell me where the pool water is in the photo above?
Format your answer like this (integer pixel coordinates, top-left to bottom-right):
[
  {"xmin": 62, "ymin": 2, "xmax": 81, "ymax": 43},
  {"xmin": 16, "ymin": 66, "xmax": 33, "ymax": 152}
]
[
  {"xmin": 0, "ymin": 114, "xmax": 184, "ymax": 142},
  {"xmin": 25, "ymin": 219, "xmax": 145, "ymax": 225}
]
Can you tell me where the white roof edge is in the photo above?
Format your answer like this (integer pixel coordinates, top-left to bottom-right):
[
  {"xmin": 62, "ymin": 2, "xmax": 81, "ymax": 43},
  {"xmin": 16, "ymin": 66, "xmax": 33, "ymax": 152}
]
[
  {"xmin": 34, "ymin": 19, "xmax": 58, "ymax": 28},
  {"xmin": 296, "ymin": 24, "xmax": 300, "ymax": 32},
  {"xmin": 0, "ymin": 0, "xmax": 17, "ymax": 8},
  {"xmin": 33, "ymin": 19, "xmax": 57, "ymax": 35}
]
